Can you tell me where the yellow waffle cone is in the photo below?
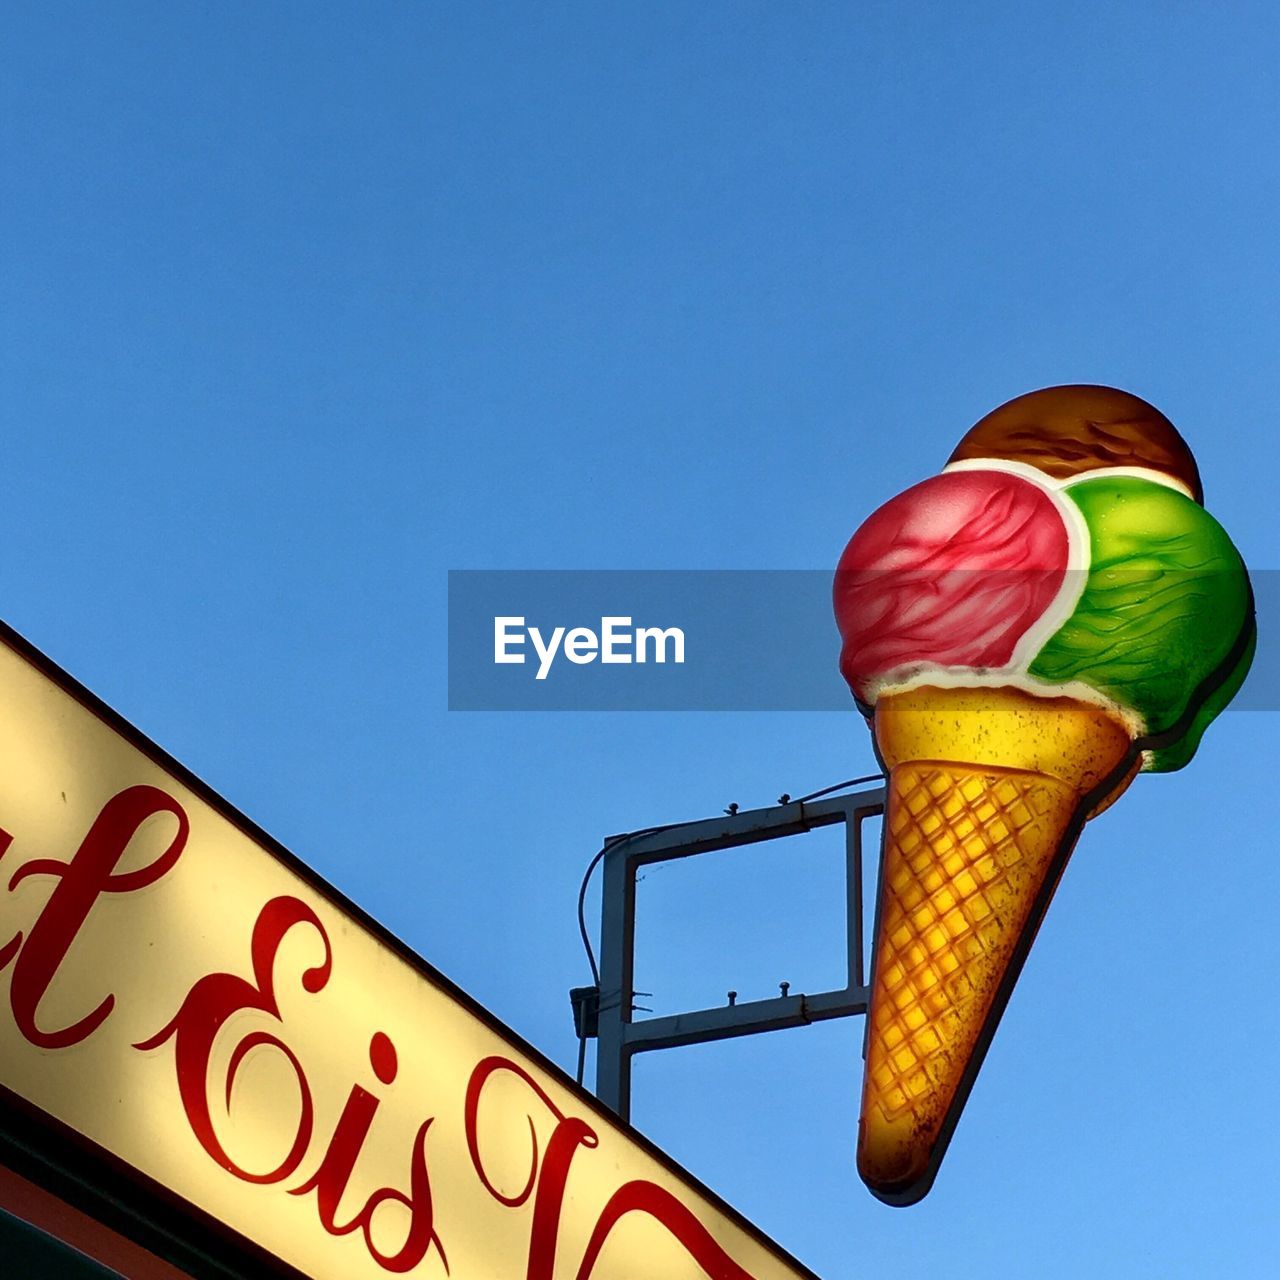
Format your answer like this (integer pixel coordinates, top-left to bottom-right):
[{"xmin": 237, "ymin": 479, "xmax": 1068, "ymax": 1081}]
[{"xmin": 857, "ymin": 686, "xmax": 1135, "ymax": 1205}]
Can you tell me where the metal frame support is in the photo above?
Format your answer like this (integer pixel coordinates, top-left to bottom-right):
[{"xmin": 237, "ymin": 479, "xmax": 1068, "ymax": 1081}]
[{"xmin": 594, "ymin": 786, "xmax": 885, "ymax": 1122}]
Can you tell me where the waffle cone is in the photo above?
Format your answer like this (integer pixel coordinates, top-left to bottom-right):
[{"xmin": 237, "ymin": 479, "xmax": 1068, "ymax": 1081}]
[{"xmin": 857, "ymin": 686, "xmax": 1135, "ymax": 1205}]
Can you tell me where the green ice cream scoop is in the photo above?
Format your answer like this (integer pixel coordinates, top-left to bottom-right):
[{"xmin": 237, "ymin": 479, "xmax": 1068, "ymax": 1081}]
[{"xmin": 1028, "ymin": 475, "xmax": 1254, "ymax": 772}]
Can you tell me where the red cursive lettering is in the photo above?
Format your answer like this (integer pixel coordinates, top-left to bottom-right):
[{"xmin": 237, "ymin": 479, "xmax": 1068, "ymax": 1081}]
[
  {"xmin": 576, "ymin": 1181, "xmax": 755, "ymax": 1280},
  {"xmin": 135, "ymin": 895, "xmax": 330, "ymax": 1184},
  {"xmin": 0, "ymin": 784, "xmax": 767, "ymax": 1279},
  {"xmin": 291, "ymin": 1032, "xmax": 448, "ymax": 1274},
  {"xmin": 0, "ymin": 785, "xmax": 188, "ymax": 1048},
  {"xmin": 466, "ymin": 1056, "xmax": 597, "ymax": 1280},
  {"xmin": 465, "ymin": 1056, "xmax": 756, "ymax": 1280}
]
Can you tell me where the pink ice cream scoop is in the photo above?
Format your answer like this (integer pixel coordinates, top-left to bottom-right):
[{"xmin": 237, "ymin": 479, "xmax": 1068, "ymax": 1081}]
[{"xmin": 833, "ymin": 469, "xmax": 1070, "ymax": 705}]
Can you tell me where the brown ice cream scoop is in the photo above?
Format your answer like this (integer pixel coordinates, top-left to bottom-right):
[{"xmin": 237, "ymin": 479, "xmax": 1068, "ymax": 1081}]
[{"xmin": 948, "ymin": 384, "xmax": 1203, "ymax": 503}]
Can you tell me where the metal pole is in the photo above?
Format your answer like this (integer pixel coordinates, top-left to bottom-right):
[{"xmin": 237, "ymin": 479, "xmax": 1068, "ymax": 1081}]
[{"xmin": 595, "ymin": 835, "xmax": 636, "ymax": 1120}]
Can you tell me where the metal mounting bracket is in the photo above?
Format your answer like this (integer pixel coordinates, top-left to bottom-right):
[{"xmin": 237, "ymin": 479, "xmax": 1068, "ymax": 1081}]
[{"xmin": 592, "ymin": 785, "xmax": 885, "ymax": 1122}]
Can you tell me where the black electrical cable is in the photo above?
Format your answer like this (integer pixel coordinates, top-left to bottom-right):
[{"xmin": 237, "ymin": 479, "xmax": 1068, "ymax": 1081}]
[
  {"xmin": 576, "ymin": 825, "xmax": 678, "ymax": 987},
  {"xmin": 792, "ymin": 772, "xmax": 885, "ymax": 804}
]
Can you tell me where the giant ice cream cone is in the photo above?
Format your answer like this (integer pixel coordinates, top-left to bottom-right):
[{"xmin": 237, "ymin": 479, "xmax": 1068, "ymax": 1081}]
[{"xmin": 834, "ymin": 386, "xmax": 1255, "ymax": 1204}]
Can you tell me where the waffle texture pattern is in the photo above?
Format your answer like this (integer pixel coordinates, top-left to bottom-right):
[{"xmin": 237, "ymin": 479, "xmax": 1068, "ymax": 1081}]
[{"xmin": 858, "ymin": 760, "xmax": 1077, "ymax": 1195}]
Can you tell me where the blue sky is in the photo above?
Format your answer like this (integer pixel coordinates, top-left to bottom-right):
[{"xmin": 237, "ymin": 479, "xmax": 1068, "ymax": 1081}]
[{"xmin": 3, "ymin": 3, "xmax": 1278, "ymax": 1276}]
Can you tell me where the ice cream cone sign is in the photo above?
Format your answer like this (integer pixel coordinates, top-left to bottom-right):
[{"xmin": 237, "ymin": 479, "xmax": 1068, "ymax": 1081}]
[{"xmin": 833, "ymin": 385, "xmax": 1255, "ymax": 1206}]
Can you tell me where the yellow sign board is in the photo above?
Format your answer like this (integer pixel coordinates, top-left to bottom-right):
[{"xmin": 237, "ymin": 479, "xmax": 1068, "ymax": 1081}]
[{"xmin": 0, "ymin": 625, "xmax": 816, "ymax": 1279}]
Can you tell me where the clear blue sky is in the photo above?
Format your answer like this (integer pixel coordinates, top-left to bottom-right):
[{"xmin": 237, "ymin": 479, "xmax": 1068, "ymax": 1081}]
[{"xmin": 4, "ymin": 3, "xmax": 1277, "ymax": 1276}]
